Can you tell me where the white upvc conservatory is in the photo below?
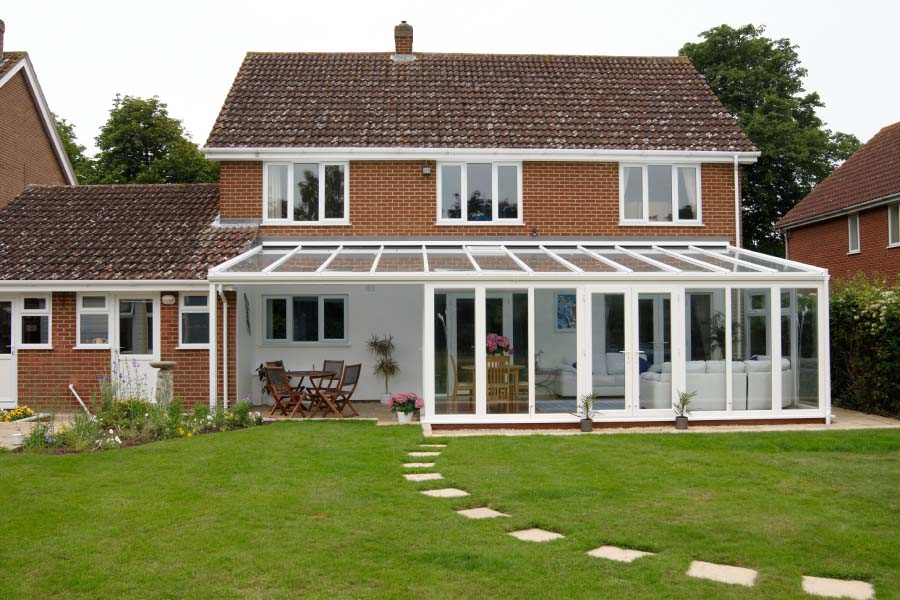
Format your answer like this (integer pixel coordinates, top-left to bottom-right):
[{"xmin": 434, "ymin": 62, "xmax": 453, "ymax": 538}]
[{"xmin": 208, "ymin": 240, "xmax": 831, "ymax": 426}]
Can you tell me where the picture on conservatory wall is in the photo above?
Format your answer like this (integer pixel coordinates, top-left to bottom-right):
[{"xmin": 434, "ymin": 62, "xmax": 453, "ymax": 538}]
[{"xmin": 555, "ymin": 293, "xmax": 577, "ymax": 332}]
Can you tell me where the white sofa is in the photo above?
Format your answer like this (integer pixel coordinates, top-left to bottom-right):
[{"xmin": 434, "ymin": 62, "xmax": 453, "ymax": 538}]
[{"xmin": 555, "ymin": 352, "xmax": 627, "ymax": 398}]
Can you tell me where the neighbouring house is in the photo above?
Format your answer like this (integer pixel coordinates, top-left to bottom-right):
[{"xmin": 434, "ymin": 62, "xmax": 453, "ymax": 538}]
[
  {"xmin": 0, "ymin": 19, "xmax": 76, "ymax": 207},
  {"xmin": 0, "ymin": 22, "xmax": 832, "ymax": 427},
  {"xmin": 777, "ymin": 121, "xmax": 900, "ymax": 282}
]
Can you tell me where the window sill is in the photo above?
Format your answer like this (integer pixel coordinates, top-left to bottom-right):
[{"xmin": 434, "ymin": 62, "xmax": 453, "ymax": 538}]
[
  {"xmin": 261, "ymin": 220, "xmax": 351, "ymax": 227},
  {"xmin": 848, "ymin": 250, "xmax": 861, "ymax": 255},
  {"xmin": 177, "ymin": 344, "xmax": 210, "ymax": 350},
  {"xmin": 18, "ymin": 344, "xmax": 52, "ymax": 350},
  {"xmin": 261, "ymin": 341, "xmax": 352, "ymax": 348},
  {"xmin": 435, "ymin": 220, "xmax": 523, "ymax": 227},
  {"xmin": 618, "ymin": 221, "xmax": 704, "ymax": 227},
  {"xmin": 887, "ymin": 243, "xmax": 900, "ymax": 250},
  {"xmin": 74, "ymin": 344, "xmax": 111, "ymax": 350}
]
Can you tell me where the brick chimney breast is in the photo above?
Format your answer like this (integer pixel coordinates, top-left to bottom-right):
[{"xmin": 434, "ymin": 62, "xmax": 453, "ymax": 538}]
[{"xmin": 393, "ymin": 20, "xmax": 414, "ymax": 60}]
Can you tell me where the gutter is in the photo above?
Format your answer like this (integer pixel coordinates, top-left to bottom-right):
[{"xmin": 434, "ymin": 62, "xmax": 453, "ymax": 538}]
[{"xmin": 217, "ymin": 285, "xmax": 229, "ymax": 411}]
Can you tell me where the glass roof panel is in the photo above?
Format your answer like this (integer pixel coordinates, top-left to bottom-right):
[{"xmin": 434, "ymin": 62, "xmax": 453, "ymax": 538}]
[
  {"xmin": 273, "ymin": 251, "xmax": 332, "ymax": 272},
  {"xmin": 469, "ymin": 251, "xmax": 522, "ymax": 272},
  {"xmin": 554, "ymin": 250, "xmax": 618, "ymax": 272},
  {"xmin": 426, "ymin": 250, "xmax": 476, "ymax": 272},
  {"xmin": 633, "ymin": 251, "xmax": 713, "ymax": 272},
  {"xmin": 325, "ymin": 251, "xmax": 377, "ymax": 272},
  {"xmin": 222, "ymin": 251, "xmax": 283, "ymax": 273},
  {"xmin": 680, "ymin": 252, "xmax": 741, "ymax": 271},
  {"xmin": 728, "ymin": 249, "xmax": 802, "ymax": 272},
  {"xmin": 376, "ymin": 251, "xmax": 424, "ymax": 272},
  {"xmin": 592, "ymin": 251, "xmax": 663, "ymax": 272},
  {"xmin": 512, "ymin": 250, "xmax": 572, "ymax": 273}
]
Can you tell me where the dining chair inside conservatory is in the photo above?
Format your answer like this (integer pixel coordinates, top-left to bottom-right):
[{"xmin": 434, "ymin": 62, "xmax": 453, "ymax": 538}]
[
  {"xmin": 486, "ymin": 355, "xmax": 512, "ymax": 411},
  {"xmin": 449, "ymin": 354, "xmax": 475, "ymax": 411}
]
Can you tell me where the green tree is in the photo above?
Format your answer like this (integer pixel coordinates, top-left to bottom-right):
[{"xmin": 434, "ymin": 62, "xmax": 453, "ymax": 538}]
[
  {"xmin": 681, "ymin": 25, "xmax": 861, "ymax": 255},
  {"xmin": 91, "ymin": 95, "xmax": 217, "ymax": 184},
  {"xmin": 52, "ymin": 114, "xmax": 94, "ymax": 183}
]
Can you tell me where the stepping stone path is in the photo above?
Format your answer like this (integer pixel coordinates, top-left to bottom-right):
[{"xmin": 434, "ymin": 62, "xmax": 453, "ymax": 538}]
[
  {"xmin": 687, "ymin": 560, "xmax": 757, "ymax": 587},
  {"xmin": 403, "ymin": 462, "xmax": 435, "ymax": 468},
  {"xmin": 419, "ymin": 444, "xmax": 447, "ymax": 448},
  {"xmin": 802, "ymin": 576, "xmax": 875, "ymax": 600},
  {"xmin": 587, "ymin": 545, "xmax": 655, "ymax": 563},
  {"xmin": 457, "ymin": 507, "xmax": 509, "ymax": 520},
  {"xmin": 404, "ymin": 472, "xmax": 443, "ymax": 482},
  {"xmin": 408, "ymin": 451, "xmax": 440, "ymax": 457},
  {"xmin": 508, "ymin": 528, "xmax": 564, "ymax": 543},
  {"xmin": 420, "ymin": 488, "xmax": 469, "ymax": 498}
]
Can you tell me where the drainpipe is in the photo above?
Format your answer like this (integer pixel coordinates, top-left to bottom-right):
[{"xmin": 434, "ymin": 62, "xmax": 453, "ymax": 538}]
[
  {"xmin": 733, "ymin": 154, "xmax": 741, "ymax": 248},
  {"xmin": 217, "ymin": 285, "xmax": 229, "ymax": 411}
]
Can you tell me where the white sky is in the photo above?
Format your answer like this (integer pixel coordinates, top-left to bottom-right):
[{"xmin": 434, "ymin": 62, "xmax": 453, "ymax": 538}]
[{"xmin": 4, "ymin": 0, "xmax": 898, "ymax": 155}]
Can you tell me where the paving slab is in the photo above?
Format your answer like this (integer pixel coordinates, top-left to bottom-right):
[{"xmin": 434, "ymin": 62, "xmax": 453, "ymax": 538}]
[
  {"xmin": 456, "ymin": 507, "xmax": 510, "ymax": 519},
  {"xmin": 403, "ymin": 472, "xmax": 443, "ymax": 482},
  {"xmin": 403, "ymin": 462, "xmax": 436, "ymax": 468},
  {"xmin": 802, "ymin": 576, "xmax": 875, "ymax": 599},
  {"xmin": 508, "ymin": 528, "xmax": 564, "ymax": 542},
  {"xmin": 687, "ymin": 560, "xmax": 757, "ymax": 587},
  {"xmin": 408, "ymin": 451, "xmax": 440, "ymax": 457},
  {"xmin": 419, "ymin": 444, "xmax": 447, "ymax": 448},
  {"xmin": 587, "ymin": 545, "xmax": 655, "ymax": 563},
  {"xmin": 420, "ymin": 488, "xmax": 470, "ymax": 498}
]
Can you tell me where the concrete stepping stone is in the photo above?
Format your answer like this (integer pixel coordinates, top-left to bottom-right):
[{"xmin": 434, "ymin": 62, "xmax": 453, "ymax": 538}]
[
  {"xmin": 419, "ymin": 444, "xmax": 447, "ymax": 448},
  {"xmin": 587, "ymin": 545, "xmax": 655, "ymax": 563},
  {"xmin": 687, "ymin": 560, "xmax": 757, "ymax": 587},
  {"xmin": 403, "ymin": 462, "xmax": 435, "ymax": 468},
  {"xmin": 408, "ymin": 451, "xmax": 440, "ymax": 457},
  {"xmin": 420, "ymin": 488, "xmax": 469, "ymax": 498},
  {"xmin": 508, "ymin": 528, "xmax": 564, "ymax": 542},
  {"xmin": 802, "ymin": 576, "xmax": 875, "ymax": 599},
  {"xmin": 403, "ymin": 472, "xmax": 443, "ymax": 482},
  {"xmin": 457, "ymin": 507, "xmax": 510, "ymax": 519}
]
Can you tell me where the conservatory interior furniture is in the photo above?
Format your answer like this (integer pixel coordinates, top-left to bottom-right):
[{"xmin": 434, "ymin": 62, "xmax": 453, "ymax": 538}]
[{"xmin": 449, "ymin": 354, "xmax": 475, "ymax": 410}]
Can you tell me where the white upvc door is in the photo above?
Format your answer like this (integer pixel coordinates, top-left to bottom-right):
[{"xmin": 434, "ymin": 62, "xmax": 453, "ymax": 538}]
[
  {"xmin": 584, "ymin": 286, "xmax": 632, "ymax": 416},
  {"xmin": 633, "ymin": 286, "xmax": 683, "ymax": 417},
  {"xmin": 0, "ymin": 299, "xmax": 16, "ymax": 408},
  {"xmin": 112, "ymin": 294, "xmax": 161, "ymax": 401}
]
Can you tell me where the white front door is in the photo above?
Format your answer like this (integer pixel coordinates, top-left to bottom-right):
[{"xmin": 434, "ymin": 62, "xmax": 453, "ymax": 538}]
[
  {"xmin": 0, "ymin": 299, "xmax": 16, "ymax": 408},
  {"xmin": 112, "ymin": 295, "xmax": 160, "ymax": 401}
]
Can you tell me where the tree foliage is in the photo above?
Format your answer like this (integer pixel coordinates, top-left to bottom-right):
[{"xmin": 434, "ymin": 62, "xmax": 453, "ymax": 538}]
[
  {"xmin": 680, "ymin": 25, "xmax": 861, "ymax": 255},
  {"xmin": 53, "ymin": 114, "xmax": 94, "ymax": 183}
]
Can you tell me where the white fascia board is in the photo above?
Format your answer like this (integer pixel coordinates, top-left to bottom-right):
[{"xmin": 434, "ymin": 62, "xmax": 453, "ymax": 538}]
[
  {"xmin": 0, "ymin": 280, "xmax": 209, "ymax": 292},
  {"xmin": 204, "ymin": 146, "xmax": 760, "ymax": 164},
  {"xmin": 0, "ymin": 57, "xmax": 78, "ymax": 185}
]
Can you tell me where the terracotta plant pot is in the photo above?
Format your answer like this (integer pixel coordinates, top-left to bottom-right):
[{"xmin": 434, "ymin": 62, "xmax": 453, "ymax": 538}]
[
  {"xmin": 580, "ymin": 418, "xmax": 593, "ymax": 433},
  {"xmin": 675, "ymin": 415, "xmax": 689, "ymax": 430}
]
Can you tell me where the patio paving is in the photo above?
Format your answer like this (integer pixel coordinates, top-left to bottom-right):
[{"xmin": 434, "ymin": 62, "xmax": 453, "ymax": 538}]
[
  {"xmin": 508, "ymin": 528, "xmax": 565, "ymax": 542},
  {"xmin": 403, "ymin": 472, "xmax": 443, "ymax": 482},
  {"xmin": 456, "ymin": 507, "xmax": 510, "ymax": 519},
  {"xmin": 802, "ymin": 576, "xmax": 875, "ymax": 599},
  {"xmin": 587, "ymin": 545, "xmax": 655, "ymax": 563},
  {"xmin": 686, "ymin": 560, "xmax": 757, "ymax": 587},
  {"xmin": 403, "ymin": 462, "xmax": 435, "ymax": 468},
  {"xmin": 420, "ymin": 488, "xmax": 469, "ymax": 498}
]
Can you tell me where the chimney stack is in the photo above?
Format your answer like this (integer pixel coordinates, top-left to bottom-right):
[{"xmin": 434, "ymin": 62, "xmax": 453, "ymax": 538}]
[
  {"xmin": 0, "ymin": 20, "xmax": 5, "ymax": 63},
  {"xmin": 393, "ymin": 20, "xmax": 413, "ymax": 56}
]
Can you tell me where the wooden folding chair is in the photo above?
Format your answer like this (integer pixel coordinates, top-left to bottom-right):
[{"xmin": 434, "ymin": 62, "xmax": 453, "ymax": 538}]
[
  {"xmin": 264, "ymin": 365, "xmax": 307, "ymax": 418},
  {"xmin": 319, "ymin": 359, "xmax": 345, "ymax": 394},
  {"xmin": 320, "ymin": 363, "xmax": 361, "ymax": 417}
]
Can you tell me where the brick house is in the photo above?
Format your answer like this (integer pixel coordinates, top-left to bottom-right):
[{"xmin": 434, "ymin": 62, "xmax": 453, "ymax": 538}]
[
  {"xmin": 777, "ymin": 121, "xmax": 900, "ymax": 282},
  {"xmin": 0, "ymin": 19, "xmax": 76, "ymax": 207},
  {"xmin": 0, "ymin": 22, "xmax": 832, "ymax": 426}
]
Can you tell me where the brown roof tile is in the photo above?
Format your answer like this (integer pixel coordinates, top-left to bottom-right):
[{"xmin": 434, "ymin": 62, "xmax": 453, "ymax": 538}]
[
  {"xmin": 0, "ymin": 184, "xmax": 256, "ymax": 280},
  {"xmin": 206, "ymin": 52, "xmax": 754, "ymax": 152},
  {"xmin": 779, "ymin": 122, "xmax": 900, "ymax": 228},
  {"xmin": 0, "ymin": 51, "xmax": 26, "ymax": 80}
]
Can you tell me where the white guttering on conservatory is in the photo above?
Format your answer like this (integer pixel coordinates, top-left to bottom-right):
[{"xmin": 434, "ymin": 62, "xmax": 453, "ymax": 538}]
[{"xmin": 208, "ymin": 241, "xmax": 831, "ymax": 426}]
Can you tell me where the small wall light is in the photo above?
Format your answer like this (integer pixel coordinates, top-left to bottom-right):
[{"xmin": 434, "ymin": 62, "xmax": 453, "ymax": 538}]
[
  {"xmin": 161, "ymin": 294, "xmax": 177, "ymax": 305},
  {"xmin": 421, "ymin": 163, "xmax": 432, "ymax": 176}
]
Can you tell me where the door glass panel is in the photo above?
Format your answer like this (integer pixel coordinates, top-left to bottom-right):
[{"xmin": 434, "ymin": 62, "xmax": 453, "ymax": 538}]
[
  {"xmin": 435, "ymin": 291, "xmax": 475, "ymax": 415},
  {"xmin": 0, "ymin": 302, "xmax": 11, "ymax": 354},
  {"xmin": 486, "ymin": 290, "xmax": 528, "ymax": 415},
  {"xmin": 734, "ymin": 289, "xmax": 771, "ymax": 410},
  {"xmin": 637, "ymin": 293, "xmax": 672, "ymax": 409},
  {"xmin": 535, "ymin": 289, "xmax": 577, "ymax": 414},
  {"xmin": 118, "ymin": 300, "xmax": 154, "ymax": 354},
  {"xmin": 684, "ymin": 289, "xmax": 727, "ymax": 411},
  {"xmin": 782, "ymin": 289, "xmax": 819, "ymax": 409},
  {"xmin": 591, "ymin": 293, "xmax": 626, "ymax": 410}
]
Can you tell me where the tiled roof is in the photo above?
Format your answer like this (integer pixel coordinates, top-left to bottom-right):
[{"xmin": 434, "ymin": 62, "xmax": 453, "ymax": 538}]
[
  {"xmin": 206, "ymin": 52, "xmax": 755, "ymax": 152},
  {"xmin": 0, "ymin": 184, "xmax": 256, "ymax": 280},
  {"xmin": 779, "ymin": 122, "xmax": 900, "ymax": 228},
  {"xmin": 0, "ymin": 51, "xmax": 27, "ymax": 80}
]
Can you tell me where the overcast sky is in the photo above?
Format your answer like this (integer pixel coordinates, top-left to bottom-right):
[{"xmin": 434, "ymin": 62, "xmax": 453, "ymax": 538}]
[{"xmin": 4, "ymin": 0, "xmax": 898, "ymax": 155}]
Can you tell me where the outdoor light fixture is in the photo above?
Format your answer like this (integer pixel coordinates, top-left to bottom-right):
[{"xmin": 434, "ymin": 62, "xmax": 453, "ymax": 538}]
[
  {"xmin": 161, "ymin": 294, "xmax": 176, "ymax": 305},
  {"xmin": 421, "ymin": 163, "xmax": 432, "ymax": 176}
]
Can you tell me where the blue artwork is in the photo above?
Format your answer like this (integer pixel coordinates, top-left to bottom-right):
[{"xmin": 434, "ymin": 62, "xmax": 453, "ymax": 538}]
[{"xmin": 555, "ymin": 293, "xmax": 576, "ymax": 331}]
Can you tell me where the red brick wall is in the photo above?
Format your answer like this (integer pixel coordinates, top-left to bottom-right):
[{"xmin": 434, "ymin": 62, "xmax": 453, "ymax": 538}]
[
  {"xmin": 0, "ymin": 71, "xmax": 68, "ymax": 207},
  {"xmin": 786, "ymin": 205, "xmax": 900, "ymax": 282},
  {"xmin": 219, "ymin": 161, "xmax": 738, "ymax": 242}
]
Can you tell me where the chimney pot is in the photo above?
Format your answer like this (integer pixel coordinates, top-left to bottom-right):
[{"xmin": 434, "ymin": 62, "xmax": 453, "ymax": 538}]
[{"xmin": 394, "ymin": 20, "xmax": 413, "ymax": 56}]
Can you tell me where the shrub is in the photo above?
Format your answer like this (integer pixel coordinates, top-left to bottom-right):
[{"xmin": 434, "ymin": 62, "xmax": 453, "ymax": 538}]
[
  {"xmin": 22, "ymin": 422, "xmax": 54, "ymax": 451},
  {"xmin": 830, "ymin": 276, "xmax": 900, "ymax": 417}
]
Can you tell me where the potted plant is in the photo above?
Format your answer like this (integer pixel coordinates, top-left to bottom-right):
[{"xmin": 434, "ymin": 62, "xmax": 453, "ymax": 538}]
[
  {"xmin": 367, "ymin": 334, "xmax": 400, "ymax": 404},
  {"xmin": 486, "ymin": 333, "xmax": 513, "ymax": 356},
  {"xmin": 576, "ymin": 393, "xmax": 598, "ymax": 432},
  {"xmin": 387, "ymin": 393, "xmax": 423, "ymax": 423},
  {"xmin": 673, "ymin": 390, "xmax": 696, "ymax": 430}
]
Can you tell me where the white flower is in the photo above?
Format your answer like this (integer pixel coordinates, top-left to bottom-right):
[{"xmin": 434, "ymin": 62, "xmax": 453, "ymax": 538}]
[
  {"xmin": 114, "ymin": 435, "xmax": 122, "ymax": 444},
  {"xmin": 108, "ymin": 428, "xmax": 114, "ymax": 434}
]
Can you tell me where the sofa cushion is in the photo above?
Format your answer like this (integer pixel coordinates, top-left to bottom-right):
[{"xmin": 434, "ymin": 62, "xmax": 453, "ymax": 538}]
[
  {"xmin": 606, "ymin": 352, "xmax": 625, "ymax": 375},
  {"xmin": 661, "ymin": 362, "xmax": 672, "ymax": 373},
  {"xmin": 745, "ymin": 360, "xmax": 772, "ymax": 372},
  {"xmin": 686, "ymin": 360, "xmax": 707, "ymax": 373},
  {"xmin": 706, "ymin": 360, "xmax": 726, "ymax": 373},
  {"xmin": 593, "ymin": 375, "xmax": 618, "ymax": 387},
  {"xmin": 641, "ymin": 372, "xmax": 660, "ymax": 382},
  {"xmin": 659, "ymin": 372, "xmax": 672, "ymax": 382},
  {"xmin": 731, "ymin": 361, "xmax": 747, "ymax": 373}
]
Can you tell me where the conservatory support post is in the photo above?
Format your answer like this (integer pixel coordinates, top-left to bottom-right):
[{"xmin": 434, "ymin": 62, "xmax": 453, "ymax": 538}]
[
  {"xmin": 422, "ymin": 284, "xmax": 434, "ymax": 422},
  {"xmin": 209, "ymin": 283, "xmax": 218, "ymax": 409},
  {"xmin": 821, "ymin": 279, "xmax": 832, "ymax": 424}
]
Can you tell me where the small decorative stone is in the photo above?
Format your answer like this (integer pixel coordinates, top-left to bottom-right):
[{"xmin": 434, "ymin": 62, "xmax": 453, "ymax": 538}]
[
  {"xmin": 420, "ymin": 488, "xmax": 469, "ymax": 498},
  {"xmin": 457, "ymin": 507, "xmax": 510, "ymax": 519},
  {"xmin": 687, "ymin": 560, "xmax": 757, "ymax": 587},
  {"xmin": 508, "ymin": 528, "xmax": 564, "ymax": 542},
  {"xmin": 587, "ymin": 545, "xmax": 655, "ymax": 563},
  {"xmin": 403, "ymin": 473, "xmax": 443, "ymax": 482},
  {"xmin": 802, "ymin": 576, "xmax": 875, "ymax": 599}
]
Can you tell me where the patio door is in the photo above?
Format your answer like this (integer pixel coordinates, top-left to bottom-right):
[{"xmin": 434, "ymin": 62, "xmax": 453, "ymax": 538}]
[
  {"xmin": 0, "ymin": 300, "xmax": 15, "ymax": 408},
  {"xmin": 113, "ymin": 295, "xmax": 160, "ymax": 401},
  {"xmin": 634, "ymin": 291, "xmax": 675, "ymax": 413}
]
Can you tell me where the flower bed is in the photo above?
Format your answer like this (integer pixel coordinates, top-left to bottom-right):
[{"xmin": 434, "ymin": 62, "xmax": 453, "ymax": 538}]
[{"xmin": 1, "ymin": 406, "xmax": 36, "ymax": 422}]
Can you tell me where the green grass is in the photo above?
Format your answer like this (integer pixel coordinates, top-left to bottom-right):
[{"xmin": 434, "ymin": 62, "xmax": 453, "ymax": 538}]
[{"xmin": 1, "ymin": 423, "xmax": 899, "ymax": 599}]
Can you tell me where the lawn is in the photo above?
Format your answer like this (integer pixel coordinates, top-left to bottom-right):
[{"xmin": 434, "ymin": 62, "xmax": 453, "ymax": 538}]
[{"xmin": 1, "ymin": 423, "xmax": 899, "ymax": 599}]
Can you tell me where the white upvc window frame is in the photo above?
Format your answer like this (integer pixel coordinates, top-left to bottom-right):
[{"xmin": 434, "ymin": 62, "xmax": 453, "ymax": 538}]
[
  {"xmin": 848, "ymin": 212, "xmax": 860, "ymax": 254},
  {"xmin": 619, "ymin": 163, "xmax": 703, "ymax": 226},
  {"xmin": 75, "ymin": 293, "xmax": 111, "ymax": 349},
  {"xmin": 262, "ymin": 294, "xmax": 349, "ymax": 346},
  {"xmin": 178, "ymin": 293, "xmax": 211, "ymax": 349},
  {"xmin": 888, "ymin": 203, "xmax": 900, "ymax": 248},
  {"xmin": 436, "ymin": 161, "xmax": 523, "ymax": 226},
  {"xmin": 19, "ymin": 295, "xmax": 52, "ymax": 350},
  {"xmin": 262, "ymin": 161, "xmax": 350, "ymax": 226}
]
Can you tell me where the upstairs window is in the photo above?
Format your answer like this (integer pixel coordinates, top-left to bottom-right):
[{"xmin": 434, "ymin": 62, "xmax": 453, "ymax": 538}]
[
  {"xmin": 438, "ymin": 162, "xmax": 521, "ymax": 224},
  {"xmin": 620, "ymin": 164, "xmax": 701, "ymax": 225},
  {"xmin": 848, "ymin": 213, "xmax": 860, "ymax": 253},
  {"xmin": 889, "ymin": 203, "xmax": 899, "ymax": 247},
  {"xmin": 265, "ymin": 162, "xmax": 348, "ymax": 224}
]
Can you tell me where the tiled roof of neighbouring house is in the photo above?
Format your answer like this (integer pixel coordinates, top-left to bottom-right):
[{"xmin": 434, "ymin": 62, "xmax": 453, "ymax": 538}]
[
  {"xmin": 206, "ymin": 52, "xmax": 755, "ymax": 152},
  {"xmin": 0, "ymin": 184, "xmax": 256, "ymax": 280},
  {"xmin": 0, "ymin": 51, "xmax": 27, "ymax": 80},
  {"xmin": 779, "ymin": 121, "xmax": 900, "ymax": 228}
]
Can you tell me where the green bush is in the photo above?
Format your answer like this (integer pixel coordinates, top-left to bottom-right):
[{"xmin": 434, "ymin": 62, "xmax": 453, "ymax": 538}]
[{"xmin": 830, "ymin": 276, "xmax": 900, "ymax": 417}]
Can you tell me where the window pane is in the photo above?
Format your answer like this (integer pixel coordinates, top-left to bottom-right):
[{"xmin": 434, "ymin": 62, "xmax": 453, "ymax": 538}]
[
  {"xmin": 637, "ymin": 293, "xmax": 672, "ymax": 409},
  {"xmin": 735, "ymin": 289, "xmax": 772, "ymax": 410},
  {"xmin": 267, "ymin": 164, "xmax": 288, "ymax": 219},
  {"xmin": 623, "ymin": 166, "xmax": 643, "ymax": 219},
  {"xmin": 80, "ymin": 314, "xmax": 109, "ymax": 345},
  {"xmin": 486, "ymin": 290, "xmax": 528, "ymax": 414},
  {"xmin": 266, "ymin": 298, "xmax": 287, "ymax": 340},
  {"xmin": 294, "ymin": 163, "xmax": 319, "ymax": 221},
  {"xmin": 435, "ymin": 291, "xmax": 475, "ymax": 414},
  {"xmin": 467, "ymin": 163, "xmax": 492, "ymax": 222},
  {"xmin": 181, "ymin": 312, "xmax": 210, "ymax": 345},
  {"xmin": 890, "ymin": 204, "xmax": 899, "ymax": 245},
  {"xmin": 323, "ymin": 298, "xmax": 345, "ymax": 340},
  {"xmin": 292, "ymin": 297, "xmax": 318, "ymax": 342},
  {"xmin": 536, "ymin": 289, "xmax": 577, "ymax": 414},
  {"xmin": 677, "ymin": 167, "xmax": 698, "ymax": 220},
  {"xmin": 647, "ymin": 165, "xmax": 673, "ymax": 222},
  {"xmin": 82, "ymin": 296, "xmax": 106, "ymax": 309},
  {"xmin": 118, "ymin": 300, "xmax": 153, "ymax": 354},
  {"xmin": 324, "ymin": 164, "xmax": 345, "ymax": 219},
  {"xmin": 684, "ymin": 290, "xmax": 726, "ymax": 411},
  {"xmin": 781, "ymin": 289, "xmax": 819, "ymax": 410},
  {"xmin": 848, "ymin": 214, "xmax": 859, "ymax": 251},
  {"xmin": 23, "ymin": 298, "xmax": 46, "ymax": 311},
  {"xmin": 592, "ymin": 292, "xmax": 625, "ymax": 410},
  {"xmin": 441, "ymin": 165, "xmax": 462, "ymax": 219},
  {"xmin": 183, "ymin": 295, "xmax": 208, "ymax": 308},
  {"xmin": 497, "ymin": 166, "xmax": 518, "ymax": 219},
  {"xmin": 0, "ymin": 302, "xmax": 11, "ymax": 354},
  {"xmin": 22, "ymin": 315, "xmax": 49, "ymax": 344}
]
